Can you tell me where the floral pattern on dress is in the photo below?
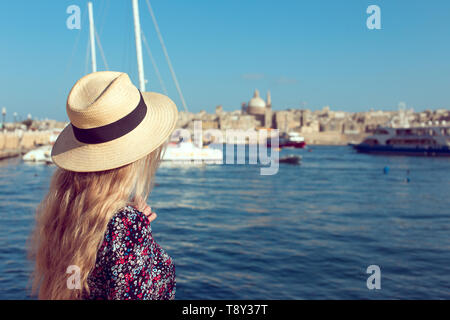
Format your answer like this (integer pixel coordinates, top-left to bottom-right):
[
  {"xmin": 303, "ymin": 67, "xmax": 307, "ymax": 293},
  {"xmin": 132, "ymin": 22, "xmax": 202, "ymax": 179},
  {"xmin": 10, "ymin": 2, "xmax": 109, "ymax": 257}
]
[{"xmin": 86, "ymin": 205, "xmax": 176, "ymax": 300}]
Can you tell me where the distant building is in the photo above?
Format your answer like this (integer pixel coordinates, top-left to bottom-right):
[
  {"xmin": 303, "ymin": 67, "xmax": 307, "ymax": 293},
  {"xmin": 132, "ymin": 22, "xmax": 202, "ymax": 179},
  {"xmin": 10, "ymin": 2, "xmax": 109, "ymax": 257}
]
[{"xmin": 242, "ymin": 89, "xmax": 272, "ymax": 128}]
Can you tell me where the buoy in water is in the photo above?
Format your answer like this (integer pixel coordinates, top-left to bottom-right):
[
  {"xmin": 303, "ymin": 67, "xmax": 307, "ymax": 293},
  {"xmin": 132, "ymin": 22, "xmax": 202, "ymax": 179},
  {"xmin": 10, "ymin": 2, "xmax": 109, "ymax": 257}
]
[{"xmin": 383, "ymin": 166, "xmax": 389, "ymax": 174}]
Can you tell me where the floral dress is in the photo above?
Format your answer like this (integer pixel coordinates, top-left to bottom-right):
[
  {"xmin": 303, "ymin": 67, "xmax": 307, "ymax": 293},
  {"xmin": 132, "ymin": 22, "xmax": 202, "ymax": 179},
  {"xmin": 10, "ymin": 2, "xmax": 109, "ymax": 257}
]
[{"xmin": 86, "ymin": 205, "xmax": 176, "ymax": 300}]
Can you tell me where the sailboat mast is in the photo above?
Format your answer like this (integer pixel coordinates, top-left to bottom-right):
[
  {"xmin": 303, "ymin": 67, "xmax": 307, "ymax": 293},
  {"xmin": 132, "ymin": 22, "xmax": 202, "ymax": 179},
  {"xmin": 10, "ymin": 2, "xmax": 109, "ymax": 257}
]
[
  {"xmin": 132, "ymin": 0, "xmax": 146, "ymax": 91},
  {"xmin": 87, "ymin": 2, "xmax": 97, "ymax": 73}
]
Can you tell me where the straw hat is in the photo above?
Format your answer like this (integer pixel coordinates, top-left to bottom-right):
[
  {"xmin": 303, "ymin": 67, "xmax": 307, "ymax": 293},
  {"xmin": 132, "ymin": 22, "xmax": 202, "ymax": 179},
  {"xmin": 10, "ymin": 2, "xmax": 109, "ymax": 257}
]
[{"xmin": 51, "ymin": 71, "xmax": 178, "ymax": 172}]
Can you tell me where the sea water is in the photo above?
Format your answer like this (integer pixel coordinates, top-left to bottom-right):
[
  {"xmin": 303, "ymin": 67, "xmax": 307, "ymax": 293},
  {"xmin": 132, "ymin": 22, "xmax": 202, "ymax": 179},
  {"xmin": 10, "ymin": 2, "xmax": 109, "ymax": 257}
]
[{"xmin": 0, "ymin": 146, "xmax": 449, "ymax": 299}]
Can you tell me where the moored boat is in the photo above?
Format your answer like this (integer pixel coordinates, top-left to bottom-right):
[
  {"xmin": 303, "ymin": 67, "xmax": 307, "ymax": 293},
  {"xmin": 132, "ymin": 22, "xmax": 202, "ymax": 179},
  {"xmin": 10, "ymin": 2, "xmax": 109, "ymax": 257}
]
[
  {"xmin": 162, "ymin": 141, "xmax": 223, "ymax": 164},
  {"xmin": 22, "ymin": 145, "xmax": 52, "ymax": 163},
  {"xmin": 279, "ymin": 154, "xmax": 302, "ymax": 165},
  {"xmin": 280, "ymin": 132, "xmax": 306, "ymax": 148},
  {"xmin": 268, "ymin": 132, "xmax": 306, "ymax": 149},
  {"xmin": 353, "ymin": 126, "xmax": 450, "ymax": 156}
]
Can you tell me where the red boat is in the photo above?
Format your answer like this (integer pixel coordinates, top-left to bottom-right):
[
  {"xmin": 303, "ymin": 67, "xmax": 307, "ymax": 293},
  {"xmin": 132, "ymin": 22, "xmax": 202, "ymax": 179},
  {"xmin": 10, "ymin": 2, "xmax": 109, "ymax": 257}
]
[
  {"xmin": 279, "ymin": 132, "xmax": 306, "ymax": 148},
  {"xmin": 267, "ymin": 132, "xmax": 306, "ymax": 149}
]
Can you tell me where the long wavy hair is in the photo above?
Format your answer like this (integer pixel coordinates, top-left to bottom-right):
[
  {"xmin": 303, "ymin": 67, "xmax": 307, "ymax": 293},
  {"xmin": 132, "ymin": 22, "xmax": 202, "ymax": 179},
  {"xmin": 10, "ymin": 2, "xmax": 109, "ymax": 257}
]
[{"xmin": 28, "ymin": 144, "xmax": 164, "ymax": 299}]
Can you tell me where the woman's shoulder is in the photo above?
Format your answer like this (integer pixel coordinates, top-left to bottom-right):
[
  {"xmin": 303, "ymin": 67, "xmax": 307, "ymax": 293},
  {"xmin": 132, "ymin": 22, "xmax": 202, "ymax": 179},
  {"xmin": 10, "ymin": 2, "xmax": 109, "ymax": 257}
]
[
  {"xmin": 105, "ymin": 205, "xmax": 152, "ymax": 243},
  {"xmin": 112, "ymin": 205, "xmax": 150, "ymax": 226}
]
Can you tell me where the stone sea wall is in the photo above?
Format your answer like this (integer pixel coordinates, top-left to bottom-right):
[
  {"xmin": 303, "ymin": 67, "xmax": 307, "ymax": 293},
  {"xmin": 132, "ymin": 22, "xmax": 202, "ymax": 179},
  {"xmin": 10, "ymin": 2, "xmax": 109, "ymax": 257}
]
[{"xmin": 0, "ymin": 131, "xmax": 53, "ymax": 159}]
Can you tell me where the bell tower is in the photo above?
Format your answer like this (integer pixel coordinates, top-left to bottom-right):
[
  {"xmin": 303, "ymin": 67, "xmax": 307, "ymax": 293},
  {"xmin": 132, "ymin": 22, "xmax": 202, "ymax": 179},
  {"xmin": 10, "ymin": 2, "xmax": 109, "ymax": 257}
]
[{"xmin": 264, "ymin": 90, "xmax": 272, "ymax": 128}]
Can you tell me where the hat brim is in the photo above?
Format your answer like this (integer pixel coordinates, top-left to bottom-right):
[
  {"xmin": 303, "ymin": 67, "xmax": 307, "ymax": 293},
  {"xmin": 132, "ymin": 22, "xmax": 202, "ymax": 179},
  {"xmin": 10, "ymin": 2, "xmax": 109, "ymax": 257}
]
[{"xmin": 51, "ymin": 92, "xmax": 178, "ymax": 172}]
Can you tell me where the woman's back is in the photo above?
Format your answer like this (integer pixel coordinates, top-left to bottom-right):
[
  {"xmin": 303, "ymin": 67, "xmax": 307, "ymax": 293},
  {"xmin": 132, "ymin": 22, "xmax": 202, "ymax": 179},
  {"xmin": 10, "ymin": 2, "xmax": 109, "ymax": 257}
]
[{"xmin": 86, "ymin": 206, "xmax": 176, "ymax": 300}]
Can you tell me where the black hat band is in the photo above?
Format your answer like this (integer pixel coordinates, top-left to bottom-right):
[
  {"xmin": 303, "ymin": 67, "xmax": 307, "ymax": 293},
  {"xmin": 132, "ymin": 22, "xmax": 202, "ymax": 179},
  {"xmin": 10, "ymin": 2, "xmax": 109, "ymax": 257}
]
[{"xmin": 72, "ymin": 92, "xmax": 148, "ymax": 144}]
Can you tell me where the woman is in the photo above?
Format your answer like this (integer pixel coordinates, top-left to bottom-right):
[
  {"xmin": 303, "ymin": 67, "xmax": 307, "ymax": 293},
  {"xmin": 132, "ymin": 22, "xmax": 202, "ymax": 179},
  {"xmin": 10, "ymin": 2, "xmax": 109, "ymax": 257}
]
[{"xmin": 28, "ymin": 71, "xmax": 178, "ymax": 300}]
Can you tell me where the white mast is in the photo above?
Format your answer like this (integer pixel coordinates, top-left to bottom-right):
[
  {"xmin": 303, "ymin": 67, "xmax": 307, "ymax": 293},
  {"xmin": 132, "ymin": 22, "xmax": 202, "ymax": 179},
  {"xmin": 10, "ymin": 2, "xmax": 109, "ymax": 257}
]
[
  {"xmin": 88, "ymin": 2, "xmax": 97, "ymax": 73},
  {"xmin": 132, "ymin": 0, "xmax": 146, "ymax": 91}
]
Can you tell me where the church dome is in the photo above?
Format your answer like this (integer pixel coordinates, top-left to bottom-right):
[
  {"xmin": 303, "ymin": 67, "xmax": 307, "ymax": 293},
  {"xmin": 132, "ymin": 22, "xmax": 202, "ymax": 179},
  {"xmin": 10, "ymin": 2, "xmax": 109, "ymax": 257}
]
[{"xmin": 248, "ymin": 89, "xmax": 266, "ymax": 109}]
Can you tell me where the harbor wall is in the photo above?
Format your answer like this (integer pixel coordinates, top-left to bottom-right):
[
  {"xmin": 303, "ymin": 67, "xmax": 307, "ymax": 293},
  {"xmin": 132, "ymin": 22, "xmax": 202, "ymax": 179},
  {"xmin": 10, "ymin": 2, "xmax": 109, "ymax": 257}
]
[
  {"xmin": 301, "ymin": 132, "xmax": 369, "ymax": 145},
  {"xmin": 0, "ymin": 131, "xmax": 53, "ymax": 159}
]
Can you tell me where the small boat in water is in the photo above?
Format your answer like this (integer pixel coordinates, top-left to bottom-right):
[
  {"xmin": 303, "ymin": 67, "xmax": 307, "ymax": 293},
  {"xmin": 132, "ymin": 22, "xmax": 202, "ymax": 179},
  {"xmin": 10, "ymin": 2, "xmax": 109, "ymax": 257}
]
[
  {"xmin": 22, "ymin": 145, "xmax": 53, "ymax": 163},
  {"xmin": 279, "ymin": 155, "xmax": 302, "ymax": 165},
  {"xmin": 280, "ymin": 132, "xmax": 306, "ymax": 148},
  {"xmin": 353, "ymin": 126, "xmax": 450, "ymax": 156},
  {"xmin": 268, "ymin": 132, "xmax": 306, "ymax": 149}
]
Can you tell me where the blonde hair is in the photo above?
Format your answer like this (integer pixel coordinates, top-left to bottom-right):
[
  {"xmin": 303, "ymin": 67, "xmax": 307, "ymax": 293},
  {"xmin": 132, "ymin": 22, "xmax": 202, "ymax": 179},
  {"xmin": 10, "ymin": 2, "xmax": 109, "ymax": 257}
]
[{"xmin": 28, "ymin": 145, "xmax": 164, "ymax": 299}]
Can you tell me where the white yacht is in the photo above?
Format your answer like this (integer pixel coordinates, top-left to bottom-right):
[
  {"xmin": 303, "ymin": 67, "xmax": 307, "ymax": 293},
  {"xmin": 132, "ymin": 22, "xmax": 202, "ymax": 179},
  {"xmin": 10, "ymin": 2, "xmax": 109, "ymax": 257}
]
[
  {"xmin": 162, "ymin": 141, "xmax": 223, "ymax": 164},
  {"xmin": 22, "ymin": 145, "xmax": 52, "ymax": 163}
]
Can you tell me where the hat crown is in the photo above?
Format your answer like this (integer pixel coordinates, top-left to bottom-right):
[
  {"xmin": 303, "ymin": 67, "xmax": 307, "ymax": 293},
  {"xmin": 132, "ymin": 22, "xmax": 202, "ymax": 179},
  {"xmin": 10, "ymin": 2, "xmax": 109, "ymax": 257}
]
[{"xmin": 66, "ymin": 71, "xmax": 141, "ymax": 129}]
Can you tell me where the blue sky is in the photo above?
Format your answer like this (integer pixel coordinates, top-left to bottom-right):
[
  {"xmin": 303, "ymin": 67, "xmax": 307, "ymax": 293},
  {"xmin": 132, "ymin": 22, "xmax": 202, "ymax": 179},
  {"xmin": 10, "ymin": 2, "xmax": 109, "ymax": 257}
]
[{"xmin": 0, "ymin": 0, "xmax": 449, "ymax": 121}]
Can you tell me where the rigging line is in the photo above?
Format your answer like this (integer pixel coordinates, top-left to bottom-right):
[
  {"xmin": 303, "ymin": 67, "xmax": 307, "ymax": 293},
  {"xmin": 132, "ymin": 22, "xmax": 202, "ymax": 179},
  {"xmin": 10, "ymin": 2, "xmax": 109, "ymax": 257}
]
[
  {"xmin": 121, "ymin": 0, "xmax": 130, "ymax": 75},
  {"xmin": 144, "ymin": 0, "xmax": 188, "ymax": 112},
  {"xmin": 141, "ymin": 30, "xmax": 168, "ymax": 95},
  {"xmin": 84, "ymin": 36, "xmax": 91, "ymax": 75},
  {"xmin": 94, "ymin": 27, "xmax": 109, "ymax": 70},
  {"xmin": 99, "ymin": 0, "xmax": 110, "ymax": 37},
  {"xmin": 124, "ymin": 1, "xmax": 135, "ymax": 82}
]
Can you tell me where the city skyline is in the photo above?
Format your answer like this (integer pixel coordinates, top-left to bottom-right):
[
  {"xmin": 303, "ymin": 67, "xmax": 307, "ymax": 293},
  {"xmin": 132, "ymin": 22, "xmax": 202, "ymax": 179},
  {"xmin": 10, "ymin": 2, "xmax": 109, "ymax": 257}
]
[{"xmin": 0, "ymin": 0, "xmax": 449, "ymax": 122}]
